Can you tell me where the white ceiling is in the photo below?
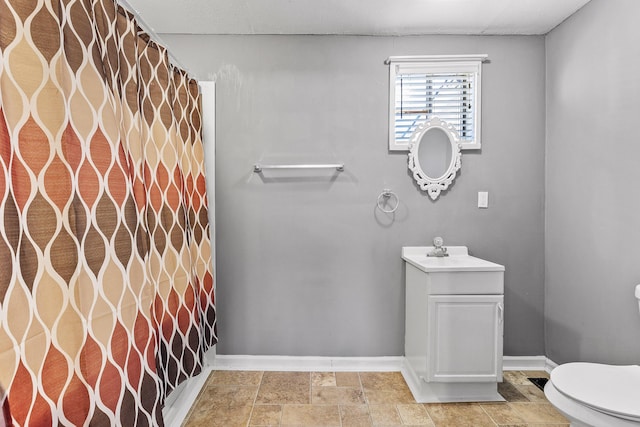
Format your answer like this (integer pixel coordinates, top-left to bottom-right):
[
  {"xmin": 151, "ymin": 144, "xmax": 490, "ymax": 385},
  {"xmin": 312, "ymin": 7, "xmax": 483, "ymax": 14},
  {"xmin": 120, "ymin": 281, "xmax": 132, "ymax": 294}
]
[{"xmin": 122, "ymin": 0, "xmax": 591, "ymax": 36}]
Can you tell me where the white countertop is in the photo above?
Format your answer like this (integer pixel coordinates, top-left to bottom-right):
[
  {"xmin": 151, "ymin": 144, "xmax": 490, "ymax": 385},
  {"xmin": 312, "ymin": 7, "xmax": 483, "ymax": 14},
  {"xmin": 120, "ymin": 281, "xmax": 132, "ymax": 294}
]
[{"xmin": 402, "ymin": 246, "xmax": 505, "ymax": 273}]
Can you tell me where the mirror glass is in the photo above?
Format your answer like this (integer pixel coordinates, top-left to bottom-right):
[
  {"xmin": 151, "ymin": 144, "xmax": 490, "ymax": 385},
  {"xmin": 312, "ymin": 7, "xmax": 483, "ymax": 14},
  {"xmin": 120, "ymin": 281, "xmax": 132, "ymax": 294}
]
[
  {"xmin": 417, "ymin": 128, "xmax": 452, "ymax": 180},
  {"xmin": 407, "ymin": 117, "xmax": 462, "ymax": 200}
]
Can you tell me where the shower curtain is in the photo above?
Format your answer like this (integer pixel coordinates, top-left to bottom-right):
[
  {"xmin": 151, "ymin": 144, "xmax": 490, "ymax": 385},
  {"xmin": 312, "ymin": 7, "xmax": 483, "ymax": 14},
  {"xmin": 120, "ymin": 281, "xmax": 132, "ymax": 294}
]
[{"xmin": 0, "ymin": 0, "xmax": 217, "ymax": 425}]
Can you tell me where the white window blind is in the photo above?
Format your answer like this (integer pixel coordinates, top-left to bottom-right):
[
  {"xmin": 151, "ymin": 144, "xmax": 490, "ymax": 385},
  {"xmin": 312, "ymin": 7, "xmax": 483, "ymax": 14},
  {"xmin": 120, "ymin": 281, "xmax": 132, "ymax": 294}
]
[
  {"xmin": 395, "ymin": 72, "xmax": 474, "ymax": 144},
  {"xmin": 387, "ymin": 55, "xmax": 486, "ymax": 151}
]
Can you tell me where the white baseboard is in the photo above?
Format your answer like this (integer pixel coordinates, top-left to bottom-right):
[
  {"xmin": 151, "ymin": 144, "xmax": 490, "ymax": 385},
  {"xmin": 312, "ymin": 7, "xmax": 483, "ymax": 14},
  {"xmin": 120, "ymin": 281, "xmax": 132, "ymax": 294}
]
[
  {"xmin": 213, "ymin": 355, "xmax": 558, "ymax": 374},
  {"xmin": 503, "ymin": 356, "xmax": 558, "ymax": 373},
  {"xmin": 212, "ymin": 355, "xmax": 405, "ymax": 372},
  {"xmin": 545, "ymin": 358, "xmax": 559, "ymax": 372}
]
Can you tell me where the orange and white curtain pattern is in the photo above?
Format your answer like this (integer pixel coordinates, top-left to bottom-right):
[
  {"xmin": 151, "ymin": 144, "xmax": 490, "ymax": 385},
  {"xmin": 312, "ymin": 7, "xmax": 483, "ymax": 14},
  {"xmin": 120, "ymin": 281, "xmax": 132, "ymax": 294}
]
[{"xmin": 0, "ymin": 0, "xmax": 217, "ymax": 425}]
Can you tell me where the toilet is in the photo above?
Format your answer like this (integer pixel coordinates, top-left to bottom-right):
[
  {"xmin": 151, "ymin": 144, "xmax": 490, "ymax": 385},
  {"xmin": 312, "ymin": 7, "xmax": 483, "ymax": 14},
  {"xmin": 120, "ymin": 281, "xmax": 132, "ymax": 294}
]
[{"xmin": 544, "ymin": 285, "xmax": 640, "ymax": 427}]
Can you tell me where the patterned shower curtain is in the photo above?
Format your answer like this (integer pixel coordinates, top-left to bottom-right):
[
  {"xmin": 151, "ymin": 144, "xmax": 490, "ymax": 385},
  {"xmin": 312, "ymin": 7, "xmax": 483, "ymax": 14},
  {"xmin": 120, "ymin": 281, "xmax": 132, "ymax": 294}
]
[{"xmin": 0, "ymin": 0, "xmax": 217, "ymax": 425}]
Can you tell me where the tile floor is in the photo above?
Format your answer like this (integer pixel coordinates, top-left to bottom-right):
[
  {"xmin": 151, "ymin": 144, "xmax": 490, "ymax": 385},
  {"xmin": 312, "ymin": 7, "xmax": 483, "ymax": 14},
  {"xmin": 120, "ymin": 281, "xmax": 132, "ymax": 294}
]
[{"xmin": 182, "ymin": 370, "xmax": 568, "ymax": 426}]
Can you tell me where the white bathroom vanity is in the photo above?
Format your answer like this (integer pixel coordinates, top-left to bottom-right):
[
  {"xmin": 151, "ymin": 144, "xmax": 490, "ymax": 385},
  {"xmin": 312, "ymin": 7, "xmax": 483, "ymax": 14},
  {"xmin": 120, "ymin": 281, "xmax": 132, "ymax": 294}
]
[{"xmin": 401, "ymin": 246, "xmax": 505, "ymax": 403}]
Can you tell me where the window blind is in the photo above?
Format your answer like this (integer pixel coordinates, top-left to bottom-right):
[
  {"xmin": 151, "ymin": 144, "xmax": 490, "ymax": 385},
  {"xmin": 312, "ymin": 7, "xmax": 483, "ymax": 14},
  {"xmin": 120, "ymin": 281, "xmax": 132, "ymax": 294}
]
[{"xmin": 394, "ymin": 72, "xmax": 475, "ymax": 144}]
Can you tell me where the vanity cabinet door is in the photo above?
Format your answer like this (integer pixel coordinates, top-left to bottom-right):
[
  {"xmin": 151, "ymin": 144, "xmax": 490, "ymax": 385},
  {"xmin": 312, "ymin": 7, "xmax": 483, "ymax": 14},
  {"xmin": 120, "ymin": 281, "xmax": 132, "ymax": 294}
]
[{"xmin": 427, "ymin": 295, "xmax": 503, "ymax": 382}]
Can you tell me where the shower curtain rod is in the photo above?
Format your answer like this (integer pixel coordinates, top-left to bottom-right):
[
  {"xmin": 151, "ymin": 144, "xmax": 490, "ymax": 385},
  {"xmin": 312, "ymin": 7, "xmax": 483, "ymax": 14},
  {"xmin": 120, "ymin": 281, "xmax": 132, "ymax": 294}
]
[{"xmin": 116, "ymin": 0, "xmax": 192, "ymax": 76}]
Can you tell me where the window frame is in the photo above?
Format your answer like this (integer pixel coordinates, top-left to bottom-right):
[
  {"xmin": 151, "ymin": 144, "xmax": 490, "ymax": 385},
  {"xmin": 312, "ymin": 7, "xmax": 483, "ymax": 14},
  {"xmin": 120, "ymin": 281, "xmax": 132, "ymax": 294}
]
[{"xmin": 387, "ymin": 54, "xmax": 487, "ymax": 151}]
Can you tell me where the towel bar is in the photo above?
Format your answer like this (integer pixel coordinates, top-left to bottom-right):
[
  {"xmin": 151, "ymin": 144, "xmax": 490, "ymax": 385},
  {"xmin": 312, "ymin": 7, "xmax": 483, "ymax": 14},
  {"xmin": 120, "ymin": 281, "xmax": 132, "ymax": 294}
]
[{"xmin": 253, "ymin": 163, "xmax": 344, "ymax": 173}]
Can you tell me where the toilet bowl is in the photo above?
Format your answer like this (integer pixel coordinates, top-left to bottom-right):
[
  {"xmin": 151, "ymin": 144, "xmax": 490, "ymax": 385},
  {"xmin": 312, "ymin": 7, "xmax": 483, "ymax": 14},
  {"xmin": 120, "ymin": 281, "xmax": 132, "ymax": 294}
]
[{"xmin": 545, "ymin": 362, "xmax": 640, "ymax": 426}]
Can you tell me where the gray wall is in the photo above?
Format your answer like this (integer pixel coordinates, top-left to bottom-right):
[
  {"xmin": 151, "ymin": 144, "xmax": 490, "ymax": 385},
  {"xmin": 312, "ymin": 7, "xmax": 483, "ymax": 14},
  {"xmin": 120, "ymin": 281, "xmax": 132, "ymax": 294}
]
[
  {"xmin": 162, "ymin": 34, "xmax": 546, "ymax": 357},
  {"xmin": 545, "ymin": 0, "xmax": 640, "ymax": 364}
]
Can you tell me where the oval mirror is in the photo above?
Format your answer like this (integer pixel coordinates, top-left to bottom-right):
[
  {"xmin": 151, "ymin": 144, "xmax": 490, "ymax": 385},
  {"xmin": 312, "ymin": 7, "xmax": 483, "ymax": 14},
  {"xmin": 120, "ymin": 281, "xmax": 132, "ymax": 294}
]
[
  {"xmin": 408, "ymin": 117, "xmax": 462, "ymax": 200},
  {"xmin": 417, "ymin": 127, "xmax": 452, "ymax": 180}
]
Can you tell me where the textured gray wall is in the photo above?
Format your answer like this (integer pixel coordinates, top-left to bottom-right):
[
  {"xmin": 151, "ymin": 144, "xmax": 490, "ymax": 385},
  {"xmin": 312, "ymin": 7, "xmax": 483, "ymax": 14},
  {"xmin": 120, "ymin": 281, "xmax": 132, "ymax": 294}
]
[
  {"xmin": 545, "ymin": 0, "xmax": 640, "ymax": 364},
  {"xmin": 162, "ymin": 34, "xmax": 546, "ymax": 357}
]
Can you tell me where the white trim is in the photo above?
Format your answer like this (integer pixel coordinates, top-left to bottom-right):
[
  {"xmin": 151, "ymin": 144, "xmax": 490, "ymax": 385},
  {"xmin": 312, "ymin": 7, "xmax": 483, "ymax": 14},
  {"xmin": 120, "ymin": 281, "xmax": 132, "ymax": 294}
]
[
  {"xmin": 163, "ymin": 355, "xmax": 557, "ymax": 379},
  {"xmin": 209, "ymin": 355, "xmax": 559, "ymax": 373},
  {"xmin": 502, "ymin": 355, "xmax": 547, "ymax": 371},
  {"xmin": 503, "ymin": 356, "xmax": 559, "ymax": 374},
  {"xmin": 545, "ymin": 358, "xmax": 559, "ymax": 373},
  {"xmin": 199, "ymin": 81, "xmax": 216, "ymax": 298},
  {"xmin": 211, "ymin": 355, "xmax": 405, "ymax": 372},
  {"xmin": 387, "ymin": 55, "xmax": 486, "ymax": 151},
  {"xmin": 386, "ymin": 54, "xmax": 489, "ymax": 64}
]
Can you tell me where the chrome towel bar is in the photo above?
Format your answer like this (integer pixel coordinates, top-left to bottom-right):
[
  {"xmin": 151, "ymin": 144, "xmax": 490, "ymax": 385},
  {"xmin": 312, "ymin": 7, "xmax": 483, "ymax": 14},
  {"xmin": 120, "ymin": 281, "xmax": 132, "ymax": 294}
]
[{"xmin": 253, "ymin": 163, "xmax": 344, "ymax": 173}]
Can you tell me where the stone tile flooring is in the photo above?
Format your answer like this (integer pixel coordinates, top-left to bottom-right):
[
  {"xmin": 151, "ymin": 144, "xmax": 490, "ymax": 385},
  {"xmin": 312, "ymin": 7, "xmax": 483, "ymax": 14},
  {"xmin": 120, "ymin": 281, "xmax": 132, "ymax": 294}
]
[{"xmin": 182, "ymin": 370, "xmax": 568, "ymax": 426}]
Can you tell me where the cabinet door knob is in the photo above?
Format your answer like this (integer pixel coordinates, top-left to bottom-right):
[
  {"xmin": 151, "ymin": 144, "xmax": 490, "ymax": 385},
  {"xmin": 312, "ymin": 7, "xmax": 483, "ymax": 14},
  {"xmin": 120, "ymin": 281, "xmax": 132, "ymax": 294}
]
[{"xmin": 497, "ymin": 303, "xmax": 504, "ymax": 324}]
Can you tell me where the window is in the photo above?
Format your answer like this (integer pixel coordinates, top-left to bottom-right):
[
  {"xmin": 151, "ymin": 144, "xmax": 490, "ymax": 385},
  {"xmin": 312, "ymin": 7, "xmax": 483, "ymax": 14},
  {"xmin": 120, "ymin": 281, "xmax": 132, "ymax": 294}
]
[{"xmin": 387, "ymin": 55, "xmax": 487, "ymax": 151}]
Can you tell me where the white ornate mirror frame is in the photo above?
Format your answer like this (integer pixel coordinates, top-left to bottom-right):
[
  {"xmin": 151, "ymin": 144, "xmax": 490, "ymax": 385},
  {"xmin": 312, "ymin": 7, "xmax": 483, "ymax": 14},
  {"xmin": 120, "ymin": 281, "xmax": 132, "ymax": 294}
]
[{"xmin": 408, "ymin": 117, "xmax": 462, "ymax": 200}]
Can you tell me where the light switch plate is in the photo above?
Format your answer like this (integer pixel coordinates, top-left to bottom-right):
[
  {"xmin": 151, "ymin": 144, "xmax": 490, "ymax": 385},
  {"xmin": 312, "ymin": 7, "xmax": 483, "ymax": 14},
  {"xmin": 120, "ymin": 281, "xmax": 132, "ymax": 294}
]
[{"xmin": 478, "ymin": 191, "xmax": 489, "ymax": 208}]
